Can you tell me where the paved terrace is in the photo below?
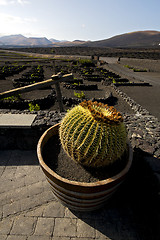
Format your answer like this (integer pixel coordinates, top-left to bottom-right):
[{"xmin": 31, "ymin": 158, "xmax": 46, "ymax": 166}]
[{"xmin": 0, "ymin": 148, "xmax": 159, "ymax": 240}]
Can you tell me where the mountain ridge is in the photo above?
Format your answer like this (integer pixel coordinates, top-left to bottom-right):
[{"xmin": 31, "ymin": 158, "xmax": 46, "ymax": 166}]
[
  {"xmin": 83, "ymin": 30, "xmax": 160, "ymax": 48},
  {"xmin": 0, "ymin": 30, "xmax": 159, "ymax": 47}
]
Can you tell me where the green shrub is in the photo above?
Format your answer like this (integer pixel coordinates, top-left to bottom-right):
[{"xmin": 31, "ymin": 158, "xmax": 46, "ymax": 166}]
[
  {"xmin": 74, "ymin": 91, "xmax": 85, "ymax": 99},
  {"xmin": 28, "ymin": 103, "xmax": 40, "ymax": 112},
  {"xmin": 2, "ymin": 94, "xmax": 21, "ymax": 101},
  {"xmin": 78, "ymin": 59, "xmax": 95, "ymax": 67},
  {"xmin": 133, "ymin": 68, "xmax": 147, "ymax": 72},
  {"xmin": 124, "ymin": 65, "xmax": 147, "ymax": 72},
  {"xmin": 124, "ymin": 65, "xmax": 133, "ymax": 69}
]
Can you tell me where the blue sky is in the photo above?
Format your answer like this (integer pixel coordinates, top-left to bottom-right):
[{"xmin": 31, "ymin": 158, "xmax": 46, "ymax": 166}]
[{"xmin": 0, "ymin": 0, "xmax": 159, "ymax": 41}]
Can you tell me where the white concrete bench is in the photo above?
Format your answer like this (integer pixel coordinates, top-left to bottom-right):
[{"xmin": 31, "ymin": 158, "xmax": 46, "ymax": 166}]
[{"xmin": 0, "ymin": 114, "xmax": 37, "ymax": 128}]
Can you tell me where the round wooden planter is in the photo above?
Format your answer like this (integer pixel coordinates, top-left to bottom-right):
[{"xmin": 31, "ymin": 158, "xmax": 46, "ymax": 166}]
[{"xmin": 37, "ymin": 123, "xmax": 133, "ymax": 211}]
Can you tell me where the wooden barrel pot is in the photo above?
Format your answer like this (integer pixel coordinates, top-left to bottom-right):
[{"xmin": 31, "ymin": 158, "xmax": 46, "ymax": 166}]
[{"xmin": 37, "ymin": 123, "xmax": 133, "ymax": 212}]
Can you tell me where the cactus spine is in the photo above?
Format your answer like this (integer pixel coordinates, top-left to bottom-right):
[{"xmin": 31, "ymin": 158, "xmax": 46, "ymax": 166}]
[{"xmin": 59, "ymin": 100, "xmax": 127, "ymax": 167}]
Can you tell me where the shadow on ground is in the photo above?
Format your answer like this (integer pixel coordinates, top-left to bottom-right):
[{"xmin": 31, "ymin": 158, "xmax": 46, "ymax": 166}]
[
  {"xmin": 0, "ymin": 150, "xmax": 39, "ymax": 166},
  {"xmin": 69, "ymin": 148, "xmax": 160, "ymax": 240}
]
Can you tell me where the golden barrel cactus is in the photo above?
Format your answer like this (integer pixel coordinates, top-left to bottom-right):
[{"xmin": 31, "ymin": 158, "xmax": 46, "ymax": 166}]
[{"xmin": 59, "ymin": 100, "xmax": 127, "ymax": 167}]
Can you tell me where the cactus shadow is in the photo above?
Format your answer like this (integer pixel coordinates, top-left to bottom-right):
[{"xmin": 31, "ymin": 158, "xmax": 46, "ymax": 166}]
[
  {"xmin": 69, "ymin": 148, "xmax": 160, "ymax": 240},
  {"xmin": 106, "ymin": 95, "xmax": 118, "ymax": 106}
]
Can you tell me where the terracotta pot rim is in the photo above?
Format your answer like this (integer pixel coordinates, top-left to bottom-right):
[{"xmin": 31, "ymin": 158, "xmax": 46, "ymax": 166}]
[{"xmin": 37, "ymin": 123, "xmax": 133, "ymax": 187}]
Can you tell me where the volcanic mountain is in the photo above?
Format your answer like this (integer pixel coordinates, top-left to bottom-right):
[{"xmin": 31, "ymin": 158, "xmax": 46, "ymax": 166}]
[{"xmin": 83, "ymin": 31, "xmax": 160, "ymax": 48}]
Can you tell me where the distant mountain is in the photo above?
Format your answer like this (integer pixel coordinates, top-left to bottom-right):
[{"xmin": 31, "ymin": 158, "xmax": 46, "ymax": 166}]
[
  {"xmin": 51, "ymin": 39, "xmax": 88, "ymax": 47},
  {"xmin": 0, "ymin": 34, "xmax": 52, "ymax": 46},
  {"xmin": 28, "ymin": 37, "xmax": 51, "ymax": 45},
  {"xmin": 49, "ymin": 38, "xmax": 61, "ymax": 43},
  {"xmin": 0, "ymin": 34, "xmax": 87, "ymax": 46},
  {"xmin": 0, "ymin": 34, "xmax": 28, "ymax": 45},
  {"xmin": 73, "ymin": 40, "xmax": 87, "ymax": 43},
  {"xmin": 0, "ymin": 31, "xmax": 159, "ymax": 47},
  {"xmin": 83, "ymin": 31, "xmax": 160, "ymax": 48}
]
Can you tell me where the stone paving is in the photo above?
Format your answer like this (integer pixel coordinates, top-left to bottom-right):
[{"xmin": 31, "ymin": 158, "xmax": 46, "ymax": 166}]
[{"xmin": 0, "ymin": 149, "xmax": 159, "ymax": 240}]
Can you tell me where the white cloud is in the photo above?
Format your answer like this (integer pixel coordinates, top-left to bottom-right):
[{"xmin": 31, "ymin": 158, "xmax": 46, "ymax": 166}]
[
  {"xmin": 0, "ymin": 0, "xmax": 29, "ymax": 5},
  {"xmin": 0, "ymin": 0, "xmax": 8, "ymax": 5},
  {"xmin": 0, "ymin": 13, "xmax": 22, "ymax": 23},
  {"xmin": 0, "ymin": 13, "xmax": 37, "ymax": 36},
  {"xmin": 17, "ymin": 0, "xmax": 30, "ymax": 5},
  {"xmin": 81, "ymin": 24, "xmax": 86, "ymax": 28},
  {"xmin": 0, "ymin": 13, "xmax": 36, "ymax": 23},
  {"xmin": 24, "ymin": 17, "xmax": 37, "ymax": 22}
]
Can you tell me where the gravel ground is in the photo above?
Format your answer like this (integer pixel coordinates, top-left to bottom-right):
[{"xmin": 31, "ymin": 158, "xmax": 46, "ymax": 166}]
[
  {"xmin": 118, "ymin": 85, "xmax": 160, "ymax": 121},
  {"xmin": 103, "ymin": 60, "xmax": 160, "ymax": 121}
]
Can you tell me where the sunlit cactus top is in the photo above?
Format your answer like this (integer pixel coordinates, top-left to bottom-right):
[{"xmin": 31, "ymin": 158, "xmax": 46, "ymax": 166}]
[
  {"xmin": 59, "ymin": 100, "xmax": 127, "ymax": 168},
  {"xmin": 80, "ymin": 100, "xmax": 123, "ymax": 124}
]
